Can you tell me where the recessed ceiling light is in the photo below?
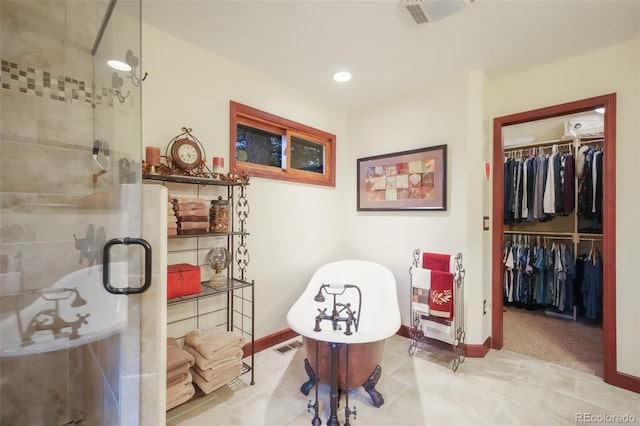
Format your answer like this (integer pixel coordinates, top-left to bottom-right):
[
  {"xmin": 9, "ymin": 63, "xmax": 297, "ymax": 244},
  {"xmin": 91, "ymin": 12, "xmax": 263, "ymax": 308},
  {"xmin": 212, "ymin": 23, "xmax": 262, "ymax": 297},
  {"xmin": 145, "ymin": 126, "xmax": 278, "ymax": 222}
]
[
  {"xmin": 594, "ymin": 107, "xmax": 605, "ymax": 114},
  {"xmin": 107, "ymin": 59, "xmax": 131, "ymax": 72},
  {"xmin": 332, "ymin": 71, "xmax": 352, "ymax": 82}
]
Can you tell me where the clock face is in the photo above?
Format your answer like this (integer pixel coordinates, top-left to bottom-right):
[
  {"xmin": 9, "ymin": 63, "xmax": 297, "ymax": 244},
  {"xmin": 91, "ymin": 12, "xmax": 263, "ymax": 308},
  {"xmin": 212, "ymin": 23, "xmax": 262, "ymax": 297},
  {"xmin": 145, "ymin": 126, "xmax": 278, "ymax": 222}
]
[
  {"xmin": 171, "ymin": 138, "xmax": 202, "ymax": 170},
  {"xmin": 178, "ymin": 144, "xmax": 198, "ymax": 164}
]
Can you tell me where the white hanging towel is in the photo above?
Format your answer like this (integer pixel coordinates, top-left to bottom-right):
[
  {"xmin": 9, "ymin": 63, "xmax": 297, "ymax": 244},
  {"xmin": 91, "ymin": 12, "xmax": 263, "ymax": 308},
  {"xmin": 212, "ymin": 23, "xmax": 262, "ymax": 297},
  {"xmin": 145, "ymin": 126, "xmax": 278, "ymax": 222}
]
[{"xmin": 410, "ymin": 266, "xmax": 431, "ymax": 314}]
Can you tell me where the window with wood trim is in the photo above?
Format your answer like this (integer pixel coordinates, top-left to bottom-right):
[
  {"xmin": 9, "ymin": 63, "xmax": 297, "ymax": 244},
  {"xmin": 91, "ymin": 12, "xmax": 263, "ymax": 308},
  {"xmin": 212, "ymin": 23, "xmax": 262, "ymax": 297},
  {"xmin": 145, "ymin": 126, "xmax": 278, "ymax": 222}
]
[{"xmin": 229, "ymin": 101, "xmax": 336, "ymax": 187}]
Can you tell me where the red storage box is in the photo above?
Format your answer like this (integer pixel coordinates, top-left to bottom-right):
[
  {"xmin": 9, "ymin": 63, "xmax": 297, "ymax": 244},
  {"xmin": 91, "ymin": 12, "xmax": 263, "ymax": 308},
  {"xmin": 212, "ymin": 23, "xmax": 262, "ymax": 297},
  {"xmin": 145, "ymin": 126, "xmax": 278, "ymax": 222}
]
[{"xmin": 167, "ymin": 263, "xmax": 201, "ymax": 299}]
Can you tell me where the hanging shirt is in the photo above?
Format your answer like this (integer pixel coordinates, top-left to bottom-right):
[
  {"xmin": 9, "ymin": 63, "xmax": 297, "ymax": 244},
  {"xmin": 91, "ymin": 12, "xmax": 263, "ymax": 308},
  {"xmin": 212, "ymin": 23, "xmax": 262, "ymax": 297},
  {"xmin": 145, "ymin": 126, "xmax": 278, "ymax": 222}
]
[
  {"xmin": 543, "ymin": 153, "xmax": 556, "ymax": 214},
  {"xmin": 562, "ymin": 153, "xmax": 575, "ymax": 214},
  {"xmin": 533, "ymin": 153, "xmax": 546, "ymax": 219},
  {"xmin": 521, "ymin": 158, "xmax": 529, "ymax": 219}
]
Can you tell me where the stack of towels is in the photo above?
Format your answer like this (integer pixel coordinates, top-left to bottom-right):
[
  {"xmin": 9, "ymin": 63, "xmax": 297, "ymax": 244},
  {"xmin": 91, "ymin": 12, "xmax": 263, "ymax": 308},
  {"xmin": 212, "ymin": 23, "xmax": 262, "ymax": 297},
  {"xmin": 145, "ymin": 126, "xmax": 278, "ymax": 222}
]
[
  {"xmin": 183, "ymin": 327, "xmax": 245, "ymax": 394},
  {"xmin": 172, "ymin": 198, "xmax": 209, "ymax": 235},
  {"xmin": 167, "ymin": 196, "xmax": 178, "ymax": 237},
  {"xmin": 166, "ymin": 338, "xmax": 196, "ymax": 411}
]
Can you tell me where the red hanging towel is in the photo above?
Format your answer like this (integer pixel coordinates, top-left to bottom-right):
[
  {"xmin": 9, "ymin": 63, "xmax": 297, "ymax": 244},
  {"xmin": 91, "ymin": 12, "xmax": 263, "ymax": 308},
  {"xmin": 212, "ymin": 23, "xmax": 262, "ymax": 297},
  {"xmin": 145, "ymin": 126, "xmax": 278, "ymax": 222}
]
[
  {"xmin": 428, "ymin": 270, "xmax": 454, "ymax": 321},
  {"xmin": 422, "ymin": 252, "xmax": 451, "ymax": 273}
]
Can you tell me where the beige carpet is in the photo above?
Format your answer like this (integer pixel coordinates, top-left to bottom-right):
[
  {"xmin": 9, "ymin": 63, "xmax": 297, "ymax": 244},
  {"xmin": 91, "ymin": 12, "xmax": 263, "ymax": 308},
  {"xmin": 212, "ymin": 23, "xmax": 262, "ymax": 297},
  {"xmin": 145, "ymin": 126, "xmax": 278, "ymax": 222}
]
[{"xmin": 503, "ymin": 306, "xmax": 603, "ymax": 377}]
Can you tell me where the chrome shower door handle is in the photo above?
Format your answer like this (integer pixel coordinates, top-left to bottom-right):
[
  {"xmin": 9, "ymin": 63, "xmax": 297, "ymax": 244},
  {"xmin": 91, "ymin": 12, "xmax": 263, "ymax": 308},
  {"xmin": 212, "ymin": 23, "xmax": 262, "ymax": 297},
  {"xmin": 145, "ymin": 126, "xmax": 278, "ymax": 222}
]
[{"xmin": 102, "ymin": 238, "xmax": 152, "ymax": 295}]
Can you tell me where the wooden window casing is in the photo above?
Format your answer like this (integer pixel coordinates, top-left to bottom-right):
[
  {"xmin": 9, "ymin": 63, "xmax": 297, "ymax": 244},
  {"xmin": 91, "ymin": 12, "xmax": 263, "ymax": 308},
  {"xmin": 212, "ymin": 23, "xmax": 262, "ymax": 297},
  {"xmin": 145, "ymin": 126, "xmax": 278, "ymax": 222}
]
[{"xmin": 229, "ymin": 101, "xmax": 336, "ymax": 187}]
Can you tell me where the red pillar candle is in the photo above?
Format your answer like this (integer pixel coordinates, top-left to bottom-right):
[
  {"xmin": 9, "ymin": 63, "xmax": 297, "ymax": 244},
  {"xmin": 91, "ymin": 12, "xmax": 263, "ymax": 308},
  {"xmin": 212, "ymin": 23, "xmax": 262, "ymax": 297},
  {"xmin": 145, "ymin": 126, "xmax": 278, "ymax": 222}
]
[
  {"xmin": 213, "ymin": 157, "xmax": 225, "ymax": 173},
  {"xmin": 146, "ymin": 146, "xmax": 161, "ymax": 165}
]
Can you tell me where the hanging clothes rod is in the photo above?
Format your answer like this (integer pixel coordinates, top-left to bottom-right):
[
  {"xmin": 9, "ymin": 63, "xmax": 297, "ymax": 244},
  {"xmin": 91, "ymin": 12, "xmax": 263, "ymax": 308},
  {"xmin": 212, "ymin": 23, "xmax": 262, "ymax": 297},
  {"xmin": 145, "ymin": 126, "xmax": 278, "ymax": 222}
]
[
  {"xmin": 504, "ymin": 230, "xmax": 573, "ymax": 237},
  {"xmin": 504, "ymin": 234, "xmax": 574, "ymax": 242},
  {"xmin": 504, "ymin": 137, "xmax": 572, "ymax": 150},
  {"xmin": 504, "ymin": 136, "xmax": 604, "ymax": 153},
  {"xmin": 577, "ymin": 138, "xmax": 604, "ymax": 147},
  {"xmin": 579, "ymin": 236, "xmax": 604, "ymax": 242},
  {"xmin": 504, "ymin": 142, "xmax": 574, "ymax": 154}
]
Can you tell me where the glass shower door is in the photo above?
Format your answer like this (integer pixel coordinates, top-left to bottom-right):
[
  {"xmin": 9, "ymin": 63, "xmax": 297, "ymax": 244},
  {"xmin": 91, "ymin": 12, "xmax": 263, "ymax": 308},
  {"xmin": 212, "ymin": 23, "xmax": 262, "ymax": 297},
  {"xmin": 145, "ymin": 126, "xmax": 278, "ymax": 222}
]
[{"xmin": 0, "ymin": 0, "xmax": 162, "ymax": 424}]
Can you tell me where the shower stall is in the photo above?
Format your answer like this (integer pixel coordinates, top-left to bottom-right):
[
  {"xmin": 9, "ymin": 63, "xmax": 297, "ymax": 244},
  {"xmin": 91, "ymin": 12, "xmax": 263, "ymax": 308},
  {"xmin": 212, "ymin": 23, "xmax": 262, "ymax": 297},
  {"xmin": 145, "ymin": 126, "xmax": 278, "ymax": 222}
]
[{"xmin": 0, "ymin": 1, "xmax": 165, "ymax": 424}]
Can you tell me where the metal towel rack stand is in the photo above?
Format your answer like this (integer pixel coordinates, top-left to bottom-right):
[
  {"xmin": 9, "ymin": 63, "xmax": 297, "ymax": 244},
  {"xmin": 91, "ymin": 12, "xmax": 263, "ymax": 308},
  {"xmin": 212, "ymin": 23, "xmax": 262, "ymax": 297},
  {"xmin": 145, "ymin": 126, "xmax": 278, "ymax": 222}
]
[{"xmin": 408, "ymin": 249, "xmax": 466, "ymax": 372}]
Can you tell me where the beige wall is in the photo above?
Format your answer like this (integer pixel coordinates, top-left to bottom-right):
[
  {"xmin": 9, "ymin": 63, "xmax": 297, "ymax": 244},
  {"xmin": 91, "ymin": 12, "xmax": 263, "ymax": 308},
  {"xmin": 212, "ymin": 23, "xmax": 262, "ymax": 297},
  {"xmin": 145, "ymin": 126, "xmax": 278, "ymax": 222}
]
[{"xmin": 486, "ymin": 38, "xmax": 640, "ymax": 378}]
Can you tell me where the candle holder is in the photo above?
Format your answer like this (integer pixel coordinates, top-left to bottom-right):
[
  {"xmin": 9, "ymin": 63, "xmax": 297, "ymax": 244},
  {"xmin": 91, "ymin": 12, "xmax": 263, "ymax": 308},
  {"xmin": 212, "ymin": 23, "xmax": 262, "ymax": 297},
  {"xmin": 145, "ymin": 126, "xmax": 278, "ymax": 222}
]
[
  {"xmin": 206, "ymin": 241, "xmax": 231, "ymax": 287},
  {"xmin": 145, "ymin": 146, "xmax": 161, "ymax": 175}
]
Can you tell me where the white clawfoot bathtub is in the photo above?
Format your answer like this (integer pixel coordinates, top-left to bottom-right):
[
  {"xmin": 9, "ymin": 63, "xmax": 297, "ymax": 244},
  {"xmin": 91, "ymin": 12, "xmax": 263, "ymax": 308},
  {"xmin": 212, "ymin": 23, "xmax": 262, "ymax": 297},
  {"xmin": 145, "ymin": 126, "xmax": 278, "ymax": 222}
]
[
  {"xmin": 0, "ymin": 262, "xmax": 128, "ymax": 357},
  {"xmin": 287, "ymin": 259, "xmax": 401, "ymax": 408}
]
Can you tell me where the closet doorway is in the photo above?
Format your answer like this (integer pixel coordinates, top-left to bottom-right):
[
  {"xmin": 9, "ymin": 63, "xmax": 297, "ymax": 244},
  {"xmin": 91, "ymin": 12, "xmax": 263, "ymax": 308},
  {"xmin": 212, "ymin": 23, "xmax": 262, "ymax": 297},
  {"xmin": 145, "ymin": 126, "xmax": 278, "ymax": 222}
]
[{"xmin": 491, "ymin": 94, "xmax": 617, "ymax": 384}]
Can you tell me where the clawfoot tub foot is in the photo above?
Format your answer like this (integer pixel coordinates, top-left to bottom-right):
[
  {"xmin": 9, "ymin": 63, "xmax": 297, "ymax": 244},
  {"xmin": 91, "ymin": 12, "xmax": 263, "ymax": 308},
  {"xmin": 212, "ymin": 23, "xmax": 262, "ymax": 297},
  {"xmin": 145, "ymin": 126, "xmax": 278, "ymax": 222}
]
[
  {"xmin": 363, "ymin": 364, "xmax": 384, "ymax": 407},
  {"xmin": 301, "ymin": 358, "xmax": 318, "ymax": 396}
]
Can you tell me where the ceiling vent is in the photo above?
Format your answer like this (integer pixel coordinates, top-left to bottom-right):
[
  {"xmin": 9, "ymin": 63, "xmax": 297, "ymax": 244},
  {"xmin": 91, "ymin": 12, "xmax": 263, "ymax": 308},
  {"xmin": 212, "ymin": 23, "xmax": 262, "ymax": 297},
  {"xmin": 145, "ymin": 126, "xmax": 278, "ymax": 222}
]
[{"xmin": 401, "ymin": 0, "xmax": 475, "ymax": 24}]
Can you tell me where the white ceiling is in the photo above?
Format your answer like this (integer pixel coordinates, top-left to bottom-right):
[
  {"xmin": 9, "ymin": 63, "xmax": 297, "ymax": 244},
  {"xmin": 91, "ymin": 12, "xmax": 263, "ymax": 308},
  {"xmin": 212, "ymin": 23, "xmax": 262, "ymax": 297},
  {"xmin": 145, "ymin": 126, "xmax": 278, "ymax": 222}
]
[{"xmin": 141, "ymin": 0, "xmax": 640, "ymax": 111}]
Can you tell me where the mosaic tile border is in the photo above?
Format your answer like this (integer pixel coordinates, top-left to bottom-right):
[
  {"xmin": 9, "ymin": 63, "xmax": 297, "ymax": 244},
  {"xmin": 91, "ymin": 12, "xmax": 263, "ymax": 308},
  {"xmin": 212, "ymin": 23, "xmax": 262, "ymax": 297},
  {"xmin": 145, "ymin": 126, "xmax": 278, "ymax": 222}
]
[{"xmin": 0, "ymin": 59, "xmax": 114, "ymax": 108}]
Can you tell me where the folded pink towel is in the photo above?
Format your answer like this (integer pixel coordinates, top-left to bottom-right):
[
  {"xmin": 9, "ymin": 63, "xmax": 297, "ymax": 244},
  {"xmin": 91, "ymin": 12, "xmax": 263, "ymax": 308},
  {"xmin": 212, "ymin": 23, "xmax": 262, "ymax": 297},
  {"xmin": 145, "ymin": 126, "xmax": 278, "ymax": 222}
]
[
  {"xmin": 166, "ymin": 383, "xmax": 195, "ymax": 411},
  {"xmin": 167, "ymin": 369, "xmax": 189, "ymax": 387},
  {"xmin": 175, "ymin": 209, "xmax": 208, "ymax": 217},
  {"xmin": 167, "ymin": 340, "xmax": 195, "ymax": 372},
  {"xmin": 191, "ymin": 366, "xmax": 240, "ymax": 394},
  {"xmin": 174, "ymin": 201, "xmax": 207, "ymax": 210},
  {"xmin": 185, "ymin": 328, "xmax": 245, "ymax": 359},
  {"xmin": 193, "ymin": 359, "xmax": 242, "ymax": 382},
  {"xmin": 166, "ymin": 371, "xmax": 193, "ymax": 396},
  {"xmin": 183, "ymin": 344, "xmax": 243, "ymax": 371},
  {"xmin": 177, "ymin": 221, "xmax": 209, "ymax": 230},
  {"xmin": 172, "ymin": 198, "xmax": 206, "ymax": 205}
]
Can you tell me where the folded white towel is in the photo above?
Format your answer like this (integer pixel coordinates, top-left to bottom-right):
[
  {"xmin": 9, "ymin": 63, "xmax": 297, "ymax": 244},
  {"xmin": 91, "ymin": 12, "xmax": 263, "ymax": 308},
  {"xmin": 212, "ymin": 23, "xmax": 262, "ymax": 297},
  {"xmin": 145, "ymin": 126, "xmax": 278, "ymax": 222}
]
[{"xmin": 411, "ymin": 267, "xmax": 430, "ymax": 289}]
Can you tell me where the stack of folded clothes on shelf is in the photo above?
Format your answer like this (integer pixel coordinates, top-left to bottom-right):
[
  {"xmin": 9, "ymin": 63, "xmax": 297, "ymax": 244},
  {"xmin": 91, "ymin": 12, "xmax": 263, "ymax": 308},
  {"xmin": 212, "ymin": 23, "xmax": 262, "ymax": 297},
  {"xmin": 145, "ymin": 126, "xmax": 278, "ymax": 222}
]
[
  {"xmin": 167, "ymin": 196, "xmax": 178, "ymax": 237},
  {"xmin": 183, "ymin": 327, "xmax": 245, "ymax": 394},
  {"xmin": 166, "ymin": 338, "xmax": 196, "ymax": 410},
  {"xmin": 172, "ymin": 197, "xmax": 209, "ymax": 235}
]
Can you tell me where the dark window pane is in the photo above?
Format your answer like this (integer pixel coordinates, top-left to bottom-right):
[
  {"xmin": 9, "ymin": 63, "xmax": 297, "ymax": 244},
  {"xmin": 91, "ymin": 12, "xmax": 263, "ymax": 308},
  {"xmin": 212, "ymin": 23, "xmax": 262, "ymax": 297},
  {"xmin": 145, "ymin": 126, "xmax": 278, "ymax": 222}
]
[
  {"xmin": 236, "ymin": 124, "xmax": 282, "ymax": 167},
  {"xmin": 290, "ymin": 135, "xmax": 324, "ymax": 174}
]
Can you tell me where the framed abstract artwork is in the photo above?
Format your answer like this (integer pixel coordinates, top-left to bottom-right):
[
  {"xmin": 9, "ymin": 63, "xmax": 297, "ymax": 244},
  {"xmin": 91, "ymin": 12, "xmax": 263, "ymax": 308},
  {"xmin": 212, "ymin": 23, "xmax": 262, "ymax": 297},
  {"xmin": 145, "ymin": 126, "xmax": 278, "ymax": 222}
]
[{"xmin": 357, "ymin": 145, "xmax": 447, "ymax": 211}]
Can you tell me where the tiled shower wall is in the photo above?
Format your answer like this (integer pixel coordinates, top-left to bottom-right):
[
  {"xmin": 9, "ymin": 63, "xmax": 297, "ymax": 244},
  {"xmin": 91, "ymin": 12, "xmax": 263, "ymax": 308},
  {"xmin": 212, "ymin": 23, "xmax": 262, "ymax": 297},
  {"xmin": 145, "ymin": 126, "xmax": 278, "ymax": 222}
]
[
  {"xmin": 0, "ymin": 1, "xmax": 134, "ymax": 424},
  {"xmin": 0, "ymin": 0, "xmax": 119, "ymax": 289}
]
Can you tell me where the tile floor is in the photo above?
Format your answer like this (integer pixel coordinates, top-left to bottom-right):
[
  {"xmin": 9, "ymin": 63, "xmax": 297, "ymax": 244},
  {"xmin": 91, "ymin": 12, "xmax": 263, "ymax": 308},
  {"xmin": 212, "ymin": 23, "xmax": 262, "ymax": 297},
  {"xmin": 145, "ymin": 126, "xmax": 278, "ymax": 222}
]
[{"xmin": 167, "ymin": 334, "xmax": 640, "ymax": 425}]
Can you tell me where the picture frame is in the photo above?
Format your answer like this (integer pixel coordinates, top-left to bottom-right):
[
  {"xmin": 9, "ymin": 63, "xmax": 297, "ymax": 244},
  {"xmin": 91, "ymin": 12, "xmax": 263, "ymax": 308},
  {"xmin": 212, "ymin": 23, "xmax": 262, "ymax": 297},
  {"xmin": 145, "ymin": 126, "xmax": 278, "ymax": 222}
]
[{"xmin": 357, "ymin": 144, "xmax": 447, "ymax": 211}]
